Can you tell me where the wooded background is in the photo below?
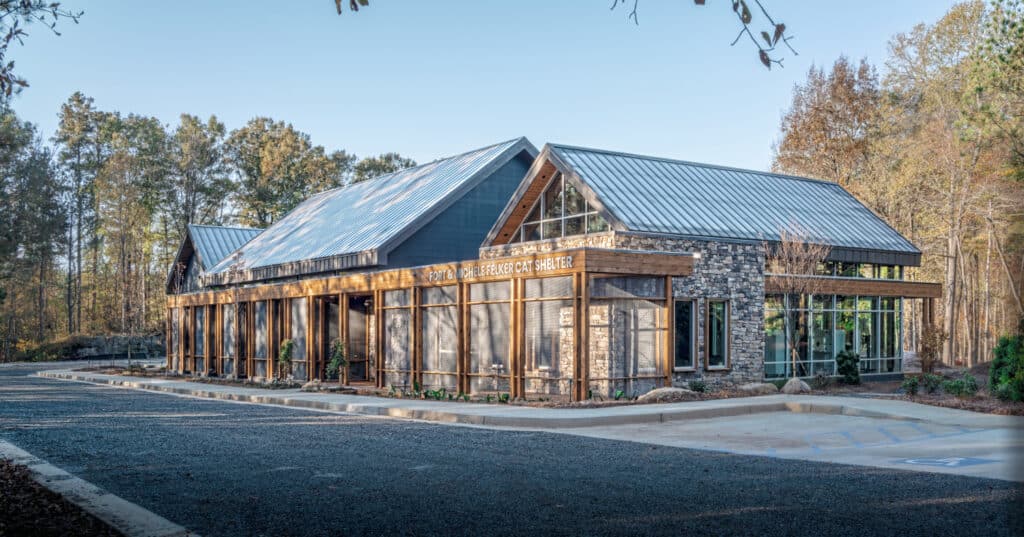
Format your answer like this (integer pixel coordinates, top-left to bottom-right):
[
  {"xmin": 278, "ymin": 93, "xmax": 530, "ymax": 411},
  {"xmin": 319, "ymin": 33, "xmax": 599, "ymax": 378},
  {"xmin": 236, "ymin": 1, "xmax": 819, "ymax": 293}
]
[
  {"xmin": 0, "ymin": 0, "xmax": 1021, "ymax": 366},
  {"xmin": 772, "ymin": 1, "xmax": 1024, "ymax": 365}
]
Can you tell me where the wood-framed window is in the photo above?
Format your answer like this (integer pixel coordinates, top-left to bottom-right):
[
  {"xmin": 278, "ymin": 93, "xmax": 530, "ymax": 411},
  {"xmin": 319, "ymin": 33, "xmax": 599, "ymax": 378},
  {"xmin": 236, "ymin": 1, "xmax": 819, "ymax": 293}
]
[
  {"xmin": 509, "ymin": 172, "xmax": 609, "ymax": 243},
  {"xmin": 705, "ymin": 300, "xmax": 730, "ymax": 370},
  {"xmin": 673, "ymin": 299, "xmax": 696, "ymax": 370}
]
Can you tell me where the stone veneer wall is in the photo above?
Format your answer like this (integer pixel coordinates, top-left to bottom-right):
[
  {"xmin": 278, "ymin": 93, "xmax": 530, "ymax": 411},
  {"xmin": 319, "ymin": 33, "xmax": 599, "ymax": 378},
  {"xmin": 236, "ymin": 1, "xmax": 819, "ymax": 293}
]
[{"xmin": 480, "ymin": 231, "xmax": 766, "ymax": 390}]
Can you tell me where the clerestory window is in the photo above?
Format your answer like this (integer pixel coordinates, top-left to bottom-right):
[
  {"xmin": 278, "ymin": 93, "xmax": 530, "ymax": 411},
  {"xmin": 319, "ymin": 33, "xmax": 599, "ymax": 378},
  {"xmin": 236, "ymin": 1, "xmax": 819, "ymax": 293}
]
[{"xmin": 510, "ymin": 173, "xmax": 609, "ymax": 243}]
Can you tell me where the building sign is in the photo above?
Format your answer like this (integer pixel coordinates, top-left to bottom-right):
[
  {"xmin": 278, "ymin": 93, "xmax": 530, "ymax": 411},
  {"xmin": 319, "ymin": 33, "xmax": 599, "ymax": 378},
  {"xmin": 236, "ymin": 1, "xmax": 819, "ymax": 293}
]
[{"xmin": 426, "ymin": 255, "xmax": 575, "ymax": 283}]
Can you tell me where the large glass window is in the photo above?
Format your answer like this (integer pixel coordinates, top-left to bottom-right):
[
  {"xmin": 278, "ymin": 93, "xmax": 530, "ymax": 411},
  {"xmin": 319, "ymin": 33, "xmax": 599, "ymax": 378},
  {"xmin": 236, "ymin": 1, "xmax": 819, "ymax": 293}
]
[
  {"xmin": 764, "ymin": 295, "xmax": 787, "ymax": 377},
  {"xmin": 254, "ymin": 301, "xmax": 268, "ymax": 378},
  {"xmin": 222, "ymin": 305, "xmax": 236, "ymax": 376},
  {"xmin": 524, "ymin": 277, "xmax": 574, "ymax": 396},
  {"xmin": 421, "ymin": 285, "xmax": 458, "ymax": 391},
  {"xmin": 290, "ymin": 298, "xmax": 308, "ymax": 380},
  {"xmin": 706, "ymin": 301, "xmax": 729, "ymax": 369},
  {"xmin": 510, "ymin": 173, "xmax": 608, "ymax": 243},
  {"xmin": 469, "ymin": 281, "xmax": 511, "ymax": 393},
  {"xmin": 170, "ymin": 308, "xmax": 180, "ymax": 371},
  {"xmin": 763, "ymin": 294, "xmax": 902, "ymax": 379},
  {"xmin": 674, "ymin": 300, "xmax": 694, "ymax": 369},
  {"xmin": 382, "ymin": 290, "xmax": 412, "ymax": 389},
  {"xmin": 194, "ymin": 308, "xmax": 205, "ymax": 357}
]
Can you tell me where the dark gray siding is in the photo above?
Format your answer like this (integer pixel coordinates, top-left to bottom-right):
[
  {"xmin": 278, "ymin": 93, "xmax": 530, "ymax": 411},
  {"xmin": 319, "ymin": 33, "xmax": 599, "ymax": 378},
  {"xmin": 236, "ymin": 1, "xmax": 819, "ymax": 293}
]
[
  {"xmin": 387, "ymin": 152, "xmax": 533, "ymax": 268},
  {"xmin": 181, "ymin": 253, "xmax": 202, "ymax": 294}
]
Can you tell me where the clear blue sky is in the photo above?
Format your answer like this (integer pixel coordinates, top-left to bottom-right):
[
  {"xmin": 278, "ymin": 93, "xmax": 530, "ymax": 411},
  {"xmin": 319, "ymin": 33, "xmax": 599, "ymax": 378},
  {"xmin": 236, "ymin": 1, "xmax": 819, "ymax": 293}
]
[{"xmin": 8, "ymin": 0, "xmax": 958, "ymax": 171}]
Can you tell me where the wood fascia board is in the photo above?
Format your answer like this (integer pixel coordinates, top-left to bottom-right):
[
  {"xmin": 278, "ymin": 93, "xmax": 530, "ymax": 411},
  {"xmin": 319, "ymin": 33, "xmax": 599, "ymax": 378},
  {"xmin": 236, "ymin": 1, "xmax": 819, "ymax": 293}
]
[
  {"xmin": 764, "ymin": 274, "xmax": 942, "ymax": 298},
  {"xmin": 168, "ymin": 248, "xmax": 697, "ymax": 308},
  {"xmin": 483, "ymin": 145, "xmax": 558, "ymax": 246}
]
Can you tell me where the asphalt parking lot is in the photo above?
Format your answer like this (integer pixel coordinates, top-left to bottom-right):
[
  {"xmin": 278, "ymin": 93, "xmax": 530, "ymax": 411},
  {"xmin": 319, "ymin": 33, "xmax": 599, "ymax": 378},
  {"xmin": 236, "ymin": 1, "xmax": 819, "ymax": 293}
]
[{"xmin": 1, "ymin": 362, "xmax": 1022, "ymax": 536}]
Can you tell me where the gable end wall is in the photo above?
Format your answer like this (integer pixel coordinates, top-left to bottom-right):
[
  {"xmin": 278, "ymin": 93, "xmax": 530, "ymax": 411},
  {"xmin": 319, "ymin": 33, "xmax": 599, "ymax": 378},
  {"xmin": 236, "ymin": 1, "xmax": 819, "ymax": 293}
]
[{"xmin": 387, "ymin": 154, "xmax": 533, "ymax": 269}]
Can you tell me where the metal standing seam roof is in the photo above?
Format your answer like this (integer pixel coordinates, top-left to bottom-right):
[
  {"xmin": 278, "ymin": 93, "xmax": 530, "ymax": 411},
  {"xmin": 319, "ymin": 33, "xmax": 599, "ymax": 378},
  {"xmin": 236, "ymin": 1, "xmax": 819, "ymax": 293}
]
[
  {"xmin": 546, "ymin": 144, "xmax": 921, "ymax": 257},
  {"xmin": 188, "ymin": 224, "xmax": 263, "ymax": 271},
  {"xmin": 207, "ymin": 137, "xmax": 537, "ymax": 281}
]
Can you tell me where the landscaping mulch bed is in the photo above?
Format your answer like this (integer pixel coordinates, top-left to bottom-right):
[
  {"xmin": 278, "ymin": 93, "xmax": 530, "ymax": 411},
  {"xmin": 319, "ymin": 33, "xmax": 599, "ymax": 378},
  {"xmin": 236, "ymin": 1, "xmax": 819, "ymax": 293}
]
[
  {"xmin": 0, "ymin": 459, "xmax": 122, "ymax": 537},
  {"xmin": 815, "ymin": 364, "xmax": 1024, "ymax": 416},
  {"xmin": 901, "ymin": 394, "xmax": 1024, "ymax": 416}
]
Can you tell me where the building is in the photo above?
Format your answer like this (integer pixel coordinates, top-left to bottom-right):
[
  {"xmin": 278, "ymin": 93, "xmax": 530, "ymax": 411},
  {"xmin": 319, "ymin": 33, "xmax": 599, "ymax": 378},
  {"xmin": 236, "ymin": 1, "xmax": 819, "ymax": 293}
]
[{"xmin": 166, "ymin": 137, "xmax": 941, "ymax": 400}]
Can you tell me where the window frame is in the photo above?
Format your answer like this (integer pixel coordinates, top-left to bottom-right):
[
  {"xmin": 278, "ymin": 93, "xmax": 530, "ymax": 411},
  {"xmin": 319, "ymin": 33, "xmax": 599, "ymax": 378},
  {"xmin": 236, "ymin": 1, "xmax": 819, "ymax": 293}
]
[
  {"xmin": 672, "ymin": 298, "xmax": 697, "ymax": 371},
  {"xmin": 704, "ymin": 299, "xmax": 730, "ymax": 371}
]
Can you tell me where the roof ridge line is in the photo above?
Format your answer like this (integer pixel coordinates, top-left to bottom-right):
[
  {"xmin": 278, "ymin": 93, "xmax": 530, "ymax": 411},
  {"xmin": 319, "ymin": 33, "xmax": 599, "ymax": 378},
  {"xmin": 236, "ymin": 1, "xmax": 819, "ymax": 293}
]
[
  {"xmin": 315, "ymin": 137, "xmax": 529, "ymax": 197},
  {"xmin": 548, "ymin": 142, "xmax": 843, "ymax": 188},
  {"xmin": 189, "ymin": 223, "xmax": 263, "ymax": 232}
]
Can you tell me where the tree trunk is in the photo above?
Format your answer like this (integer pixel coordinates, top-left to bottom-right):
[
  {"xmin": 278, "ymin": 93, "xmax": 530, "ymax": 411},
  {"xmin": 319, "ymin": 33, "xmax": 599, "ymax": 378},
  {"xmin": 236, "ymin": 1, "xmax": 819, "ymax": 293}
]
[{"xmin": 942, "ymin": 223, "xmax": 959, "ymax": 365}]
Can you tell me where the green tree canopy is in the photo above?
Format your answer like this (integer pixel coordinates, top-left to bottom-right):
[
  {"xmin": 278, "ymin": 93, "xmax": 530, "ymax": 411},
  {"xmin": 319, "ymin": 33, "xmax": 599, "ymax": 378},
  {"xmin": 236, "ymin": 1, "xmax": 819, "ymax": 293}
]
[
  {"xmin": 225, "ymin": 117, "xmax": 354, "ymax": 227},
  {"xmin": 351, "ymin": 152, "xmax": 416, "ymax": 184}
]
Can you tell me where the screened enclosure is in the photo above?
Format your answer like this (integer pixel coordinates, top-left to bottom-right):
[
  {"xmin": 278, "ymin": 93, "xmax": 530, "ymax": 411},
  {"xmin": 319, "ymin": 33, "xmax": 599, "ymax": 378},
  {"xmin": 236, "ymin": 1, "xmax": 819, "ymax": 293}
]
[{"xmin": 588, "ymin": 277, "xmax": 668, "ymax": 398}]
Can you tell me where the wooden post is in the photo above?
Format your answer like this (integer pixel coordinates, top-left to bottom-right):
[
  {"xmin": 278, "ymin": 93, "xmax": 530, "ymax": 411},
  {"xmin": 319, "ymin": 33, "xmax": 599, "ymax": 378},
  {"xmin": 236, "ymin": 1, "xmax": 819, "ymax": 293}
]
[
  {"xmin": 306, "ymin": 294, "xmax": 314, "ymax": 381},
  {"xmin": 456, "ymin": 283, "xmax": 467, "ymax": 395},
  {"xmin": 267, "ymin": 300, "xmax": 275, "ymax": 380},
  {"xmin": 664, "ymin": 275, "xmax": 674, "ymax": 388},
  {"xmin": 511, "ymin": 278, "xmax": 524, "ymax": 400},
  {"xmin": 573, "ymin": 272, "xmax": 589, "ymax": 402},
  {"xmin": 216, "ymin": 304, "xmax": 223, "ymax": 376},
  {"xmin": 412, "ymin": 287, "xmax": 422, "ymax": 389},
  {"xmin": 374, "ymin": 289, "xmax": 384, "ymax": 389},
  {"xmin": 339, "ymin": 293, "xmax": 348, "ymax": 385}
]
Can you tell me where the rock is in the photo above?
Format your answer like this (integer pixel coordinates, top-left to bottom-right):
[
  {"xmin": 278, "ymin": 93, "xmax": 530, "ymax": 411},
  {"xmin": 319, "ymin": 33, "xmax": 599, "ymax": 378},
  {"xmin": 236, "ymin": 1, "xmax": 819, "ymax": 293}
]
[
  {"xmin": 301, "ymin": 380, "xmax": 355, "ymax": 393},
  {"xmin": 637, "ymin": 387, "xmax": 698, "ymax": 404},
  {"xmin": 738, "ymin": 382, "xmax": 779, "ymax": 395},
  {"xmin": 781, "ymin": 378, "xmax": 812, "ymax": 394}
]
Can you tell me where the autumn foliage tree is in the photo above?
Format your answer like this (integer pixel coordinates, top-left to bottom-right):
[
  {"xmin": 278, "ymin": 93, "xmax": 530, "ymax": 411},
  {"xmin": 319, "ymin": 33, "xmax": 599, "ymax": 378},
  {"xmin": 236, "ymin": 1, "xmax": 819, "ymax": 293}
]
[{"xmin": 773, "ymin": 1, "xmax": 1024, "ymax": 366}]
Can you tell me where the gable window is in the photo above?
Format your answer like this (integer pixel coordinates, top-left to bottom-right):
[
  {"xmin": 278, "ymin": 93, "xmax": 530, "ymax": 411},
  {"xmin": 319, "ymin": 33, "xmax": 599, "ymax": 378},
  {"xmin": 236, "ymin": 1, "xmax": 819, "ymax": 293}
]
[{"xmin": 511, "ymin": 172, "xmax": 609, "ymax": 243}]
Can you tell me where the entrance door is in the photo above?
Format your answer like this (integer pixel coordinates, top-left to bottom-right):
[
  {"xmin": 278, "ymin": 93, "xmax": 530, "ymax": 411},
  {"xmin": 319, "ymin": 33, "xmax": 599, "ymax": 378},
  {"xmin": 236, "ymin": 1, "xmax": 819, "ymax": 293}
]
[{"xmin": 347, "ymin": 295, "xmax": 373, "ymax": 382}]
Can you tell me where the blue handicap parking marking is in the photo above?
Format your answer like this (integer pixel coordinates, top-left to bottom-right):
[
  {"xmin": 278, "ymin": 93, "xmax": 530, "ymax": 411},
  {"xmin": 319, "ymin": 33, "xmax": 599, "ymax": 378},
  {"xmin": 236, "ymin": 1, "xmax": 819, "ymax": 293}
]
[{"xmin": 897, "ymin": 457, "xmax": 997, "ymax": 468}]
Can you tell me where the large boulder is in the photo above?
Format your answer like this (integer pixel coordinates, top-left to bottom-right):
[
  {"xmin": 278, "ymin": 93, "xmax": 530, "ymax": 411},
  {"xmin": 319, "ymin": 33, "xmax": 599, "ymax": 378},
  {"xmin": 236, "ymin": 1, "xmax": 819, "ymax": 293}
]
[
  {"xmin": 738, "ymin": 382, "xmax": 779, "ymax": 395},
  {"xmin": 781, "ymin": 377, "xmax": 812, "ymax": 394},
  {"xmin": 637, "ymin": 387, "xmax": 699, "ymax": 404}
]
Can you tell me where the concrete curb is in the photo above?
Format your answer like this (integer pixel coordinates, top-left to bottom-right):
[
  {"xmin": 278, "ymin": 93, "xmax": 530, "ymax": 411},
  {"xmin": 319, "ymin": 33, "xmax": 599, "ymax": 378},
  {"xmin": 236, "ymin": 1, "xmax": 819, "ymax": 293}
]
[
  {"xmin": 37, "ymin": 370, "xmax": 936, "ymax": 428},
  {"xmin": 0, "ymin": 438, "xmax": 198, "ymax": 537}
]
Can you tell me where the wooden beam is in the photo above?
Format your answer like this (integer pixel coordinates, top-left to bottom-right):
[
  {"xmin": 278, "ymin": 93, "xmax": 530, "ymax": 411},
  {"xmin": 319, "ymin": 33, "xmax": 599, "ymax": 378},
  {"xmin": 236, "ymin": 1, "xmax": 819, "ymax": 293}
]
[{"xmin": 765, "ymin": 275, "xmax": 942, "ymax": 298}]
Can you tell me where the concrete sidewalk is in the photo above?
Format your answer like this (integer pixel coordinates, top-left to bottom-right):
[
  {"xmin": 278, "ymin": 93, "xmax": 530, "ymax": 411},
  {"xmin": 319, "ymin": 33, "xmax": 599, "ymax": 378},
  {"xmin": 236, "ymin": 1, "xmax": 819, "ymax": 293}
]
[{"xmin": 36, "ymin": 368, "xmax": 1024, "ymax": 430}]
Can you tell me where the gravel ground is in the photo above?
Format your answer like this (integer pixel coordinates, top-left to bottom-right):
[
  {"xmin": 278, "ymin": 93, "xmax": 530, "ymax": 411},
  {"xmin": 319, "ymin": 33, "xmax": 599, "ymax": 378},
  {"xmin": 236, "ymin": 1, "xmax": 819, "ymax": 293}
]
[
  {"xmin": 0, "ymin": 459, "xmax": 122, "ymax": 537},
  {"xmin": 0, "ymin": 362, "xmax": 1022, "ymax": 537}
]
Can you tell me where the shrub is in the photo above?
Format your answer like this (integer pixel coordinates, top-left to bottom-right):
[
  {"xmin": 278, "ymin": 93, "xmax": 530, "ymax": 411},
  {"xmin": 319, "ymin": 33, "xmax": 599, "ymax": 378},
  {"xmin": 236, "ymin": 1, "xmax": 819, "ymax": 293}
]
[
  {"xmin": 770, "ymin": 379, "xmax": 787, "ymax": 390},
  {"xmin": 277, "ymin": 339, "xmax": 294, "ymax": 378},
  {"xmin": 921, "ymin": 373, "xmax": 943, "ymax": 394},
  {"xmin": 811, "ymin": 371, "xmax": 833, "ymax": 390},
  {"xmin": 836, "ymin": 350, "xmax": 860, "ymax": 385},
  {"xmin": 990, "ymin": 334, "xmax": 1024, "ymax": 402},
  {"xmin": 901, "ymin": 376, "xmax": 919, "ymax": 396},
  {"xmin": 688, "ymin": 380, "xmax": 708, "ymax": 393},
  {"xmin": 918, "ymin": 325, "xmax": 946, "ymax": 374},
  {"xmin": 325, "ymin": 338, "xmax": 348, "ymax": 380},
  {"xmin": 942, "ymin": 371, "xmax": 978, "ymax": 398}
]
